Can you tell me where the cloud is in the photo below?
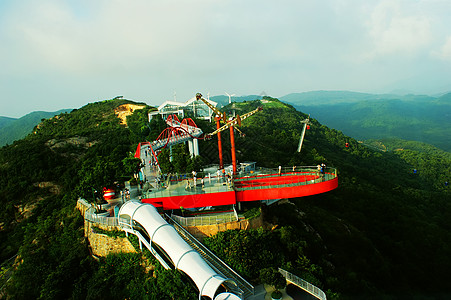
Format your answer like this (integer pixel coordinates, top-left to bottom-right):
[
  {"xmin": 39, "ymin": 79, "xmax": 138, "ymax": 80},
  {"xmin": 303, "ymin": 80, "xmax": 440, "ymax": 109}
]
[
  {"xmin": 363, "ymin": 0, "xmax": 433, "ymax": 60},
  {"xmin": 433, "ymin": 36, "xmax": 451, "ymax": 61},
  {"xmin": 1, "ymin": 0, "xmax": 451, "ymax": 117}
]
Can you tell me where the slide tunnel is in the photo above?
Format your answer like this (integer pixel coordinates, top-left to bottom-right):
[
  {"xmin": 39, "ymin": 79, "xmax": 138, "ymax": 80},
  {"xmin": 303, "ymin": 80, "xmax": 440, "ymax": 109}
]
[{"xmin": 118, "ymin": 201, "xmax": 241, "ymax": 300}]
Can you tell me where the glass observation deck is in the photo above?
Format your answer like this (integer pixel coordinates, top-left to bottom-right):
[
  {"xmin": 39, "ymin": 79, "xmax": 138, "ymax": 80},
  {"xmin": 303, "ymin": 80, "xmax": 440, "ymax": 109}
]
[{"xmin": 139, "ymin": 166, "xmax": 338, "ymax": 210}]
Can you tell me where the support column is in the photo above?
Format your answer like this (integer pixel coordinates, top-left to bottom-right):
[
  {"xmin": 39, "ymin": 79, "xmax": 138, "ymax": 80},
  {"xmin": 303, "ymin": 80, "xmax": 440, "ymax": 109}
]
[
  {"xmin": 230, "ymin": 126, "xmax": 237, "ymax": 175},
  {"xmin": 297, "ymin": 122, "xmax": 307, "ymax": 153},
  {"xmin": 216, "ymin": 117, "xmax": 224, "ymax": 169},
  {"xmin": 188, "ymin": 140, "xmax": 194, "ymax": 157},
  {"xmin": 169, "ymin": 145, "xmax": 173, "ymax": 162},
  {"xmin": 193, "ymin": 138, "xmax": 199, "ymax": 156}
]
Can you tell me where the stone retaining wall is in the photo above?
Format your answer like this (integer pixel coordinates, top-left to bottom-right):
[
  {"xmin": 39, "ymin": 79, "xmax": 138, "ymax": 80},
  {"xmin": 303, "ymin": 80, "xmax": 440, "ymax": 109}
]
[
  {"xmin": 184, "ymin": 214, "xmax": 265, "ymax": 241},
  {"xmin": 84, "ymin": 220, "xmax": 136, "ymax": 257}
]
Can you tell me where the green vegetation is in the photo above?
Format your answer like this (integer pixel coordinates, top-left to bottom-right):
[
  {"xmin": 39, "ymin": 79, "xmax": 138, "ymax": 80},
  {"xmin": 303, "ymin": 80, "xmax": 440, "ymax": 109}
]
[
  {"xmin": 0, "ymin": 95, "xmax": 450, "ymax": 299},
  {"xmin": 204, "ymin": 226, "xmax": 322, "ymax": 287},
  {"xmin": 0, "ymin": 110, "xmax": 71, "ymax": 147},
  {"xmin": 259, "ymin": 267, "xmax": 286, "ymax": 295},
  {"xmin": 242, "ymin": 207, "xmax": 261, "ymax": 220},
  {"xmin": 283, "ymin": 91, "xmax": 451, "ymax": 152},
  {"xmin": 91, "ymin": 226, "xmax": 126, "ymax": 238},
  {"xmin": 0, "ymin": 99, "xmax": 201, "ymax": 299},
  {"xmin": 203, "ymin": 96, "xmax": 451, "ymax": 298},
  {"xmin": 75, "ymin": 252, "xmax": 197, "ymax": 300}
]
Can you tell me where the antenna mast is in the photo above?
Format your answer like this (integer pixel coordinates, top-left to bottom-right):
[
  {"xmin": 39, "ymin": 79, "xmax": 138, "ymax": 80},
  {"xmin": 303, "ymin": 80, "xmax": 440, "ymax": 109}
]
[{"xmin": 297, "ymin": 116, "xmax": 310, "ymax": 153}]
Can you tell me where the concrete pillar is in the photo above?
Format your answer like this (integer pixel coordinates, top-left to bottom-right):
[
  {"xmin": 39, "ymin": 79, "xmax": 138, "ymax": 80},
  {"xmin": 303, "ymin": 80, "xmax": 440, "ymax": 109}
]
[
  {"xmin": 193, "ymin": 138, "xmax": 199, "ymax": 156},
  {"xmin": 188, "ymin": 140, "xmax": 195, "ymax": 157}
]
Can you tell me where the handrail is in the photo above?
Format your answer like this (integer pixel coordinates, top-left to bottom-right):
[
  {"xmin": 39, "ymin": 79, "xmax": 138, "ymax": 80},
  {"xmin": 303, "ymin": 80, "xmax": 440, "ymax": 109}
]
[
  {"xmin": 81, "ymin": 201, "xmax": 119, "ymax": 227},
  {"xmin": 278, "ymin": 268, "xmax": 327, "ymax": 300},
  {"xmin": 77, "ymin": 198, "xmax": 91, "ymax": 209},
  {"xmin": 171, "ymin": 212, "xmax": 238, "ymax": 227},
  {"xmin": 234, "ymin": 170, "xmax": 336, "ymax": 192},
  {"xmin": 142, "ymin": 167, "xmax": 337, "ymax": 200}
]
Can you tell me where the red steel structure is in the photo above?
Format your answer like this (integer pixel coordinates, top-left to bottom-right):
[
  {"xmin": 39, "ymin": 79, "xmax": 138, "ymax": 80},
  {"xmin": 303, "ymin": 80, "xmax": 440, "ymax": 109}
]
[
  {"xmin": 215, "ymin": 116, "xmax": 224, "ymax": 169},
  {"xmin": 135, "ymin": 98, "xmax": 338, "ymax": 211}
]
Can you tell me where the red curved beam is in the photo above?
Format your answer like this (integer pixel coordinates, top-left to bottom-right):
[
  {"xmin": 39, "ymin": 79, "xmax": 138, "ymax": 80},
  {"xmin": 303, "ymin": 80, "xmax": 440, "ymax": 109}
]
[
  {"xmin": 181, "ymin": 118, "xmax": 198, "ymax": 128},
  {"xmin": 166, "ymin": 114, "xmax": 181, "ymax": 126}
]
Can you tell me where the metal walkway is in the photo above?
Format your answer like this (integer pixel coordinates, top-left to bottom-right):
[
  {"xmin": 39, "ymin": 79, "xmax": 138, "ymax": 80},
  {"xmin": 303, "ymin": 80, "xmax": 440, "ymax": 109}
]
[
  {"xmin": 166, "ymin": 214, "xmax": 255, "ymax": 299},
  {"xmin": 118, "ymin": 201, "xmax": 243, "ymax": 300}
]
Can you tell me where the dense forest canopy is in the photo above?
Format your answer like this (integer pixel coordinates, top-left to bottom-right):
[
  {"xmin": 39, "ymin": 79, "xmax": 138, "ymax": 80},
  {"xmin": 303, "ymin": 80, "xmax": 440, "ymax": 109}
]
[{"xmin": 0, "ymin": 96, "xmax": 450, "ymax": 299}]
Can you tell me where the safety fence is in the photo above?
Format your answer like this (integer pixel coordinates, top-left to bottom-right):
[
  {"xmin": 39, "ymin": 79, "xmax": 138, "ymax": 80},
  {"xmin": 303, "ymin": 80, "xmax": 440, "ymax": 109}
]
[
  {"xmin": 141, "ymin": 172, "xmax": 233, "ymax": 200},
  {"xmin": 278, "ymin": 268, "xmax": 327, "ymax": 300},
  {"xmin": 78, "ymin": 198, "xmax": 119, "ymax": 227},
  {"xmin": 234, "ymin": 166, "xmax": 337, "ymax": 191},
  {"xmin": 171, "ymin": 211, "xmax": 238, "ymax": 227},
  {"xmin": 77, "ymin": 198, "xmax": 91, "ymax": 215},
  {"xmin": 141, "ymin": 166, "xmax": 337, "ymax": 200}
]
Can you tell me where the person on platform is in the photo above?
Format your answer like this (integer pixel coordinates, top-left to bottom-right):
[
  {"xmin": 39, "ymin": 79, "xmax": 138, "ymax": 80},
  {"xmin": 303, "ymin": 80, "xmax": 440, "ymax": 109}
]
[{"xmin": 192, "ymin": 170, "xmax": 197, "ymax": 187}]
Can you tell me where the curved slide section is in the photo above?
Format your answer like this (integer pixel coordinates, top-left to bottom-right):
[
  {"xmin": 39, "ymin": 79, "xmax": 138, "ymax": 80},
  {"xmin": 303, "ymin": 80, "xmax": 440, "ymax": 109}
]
[{"xmin": 118, "ymin": 201, "xmax": 241, "ymax": 300}]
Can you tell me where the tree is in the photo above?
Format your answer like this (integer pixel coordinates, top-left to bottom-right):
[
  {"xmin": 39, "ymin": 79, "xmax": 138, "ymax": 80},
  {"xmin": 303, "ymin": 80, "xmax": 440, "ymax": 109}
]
[
  {"xmin": 122, "ymin": 156, "xmax": 142, "ymax": 178},
  {"xmin": 259, "ymin": 267, "xmax": 286, "ymax": 298}
]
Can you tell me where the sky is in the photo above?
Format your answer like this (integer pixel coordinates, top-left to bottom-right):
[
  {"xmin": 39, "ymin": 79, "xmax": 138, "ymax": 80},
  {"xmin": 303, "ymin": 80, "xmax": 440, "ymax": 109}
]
[{"xmin": 1, "ymin": 0, "xmax": 451, "ymax": 118}]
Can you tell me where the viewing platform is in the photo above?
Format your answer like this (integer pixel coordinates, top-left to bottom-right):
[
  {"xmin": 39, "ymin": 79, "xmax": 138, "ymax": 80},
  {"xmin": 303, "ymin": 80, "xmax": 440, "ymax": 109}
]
[{"xmin": 141, "ymin": 166, "xmax": 338, "ymax": 210}]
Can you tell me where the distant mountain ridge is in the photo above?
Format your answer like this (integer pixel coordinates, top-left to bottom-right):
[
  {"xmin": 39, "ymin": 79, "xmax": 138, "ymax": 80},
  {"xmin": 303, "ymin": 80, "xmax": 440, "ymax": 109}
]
[
  {"xmin": 281, "ymin": 91, "xmax": 451, "ymax": 152},
  {"xmin": 0, "ymin": 95, "xmax": 264, "ymax": 146},
  {"xmin": 210, "ymin": 94, "xmax": 263, "ymax": 107},
  {"xmin": 0, "ymin": 109, "xmax": 71, "ymax": 147},
  {"xmin": 280, "ymin": 90, "xmax": 437, "ymax": 105},
  {"xmin": 3, "ymin": 90, "xmax": 450, "ymax": 150}
]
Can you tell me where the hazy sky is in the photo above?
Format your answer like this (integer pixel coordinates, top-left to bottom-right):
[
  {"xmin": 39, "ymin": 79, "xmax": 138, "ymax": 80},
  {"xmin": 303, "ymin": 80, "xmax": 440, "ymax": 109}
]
[{"xmin": 1, "ymin": 0, "xmax": 451, "ymax": 118}]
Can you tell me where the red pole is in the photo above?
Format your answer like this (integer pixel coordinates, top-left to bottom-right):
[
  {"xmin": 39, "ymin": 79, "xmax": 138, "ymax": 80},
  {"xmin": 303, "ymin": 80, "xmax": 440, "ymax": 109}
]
[
  {"xmin": 216, "ymin": 117, "xmax": 224, "ymax": 169},
  {"xmin": 230, "ymin": 126, "xmax": 237, "ymax": 175}
]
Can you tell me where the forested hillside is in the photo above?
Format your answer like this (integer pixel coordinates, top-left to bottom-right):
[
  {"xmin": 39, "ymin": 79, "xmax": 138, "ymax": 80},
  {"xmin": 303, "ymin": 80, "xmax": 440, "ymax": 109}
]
[
  {"xmin": 202, "ymin": 98, "xmax": 451, "ymax": 298},
  {"xmin": 0, "ymin": 117, "xmax": 16, "ymax": 128},
  {"xmin": 0, "ymin": 97, "xmax": 450, "ymax": 299},
  {"xmin": 0, "ymin": 110, "xmax": 71, "ymax": 147},
  {"xmin": 282, "ymin": 91, "xmax": 451, "ymax": 152}
]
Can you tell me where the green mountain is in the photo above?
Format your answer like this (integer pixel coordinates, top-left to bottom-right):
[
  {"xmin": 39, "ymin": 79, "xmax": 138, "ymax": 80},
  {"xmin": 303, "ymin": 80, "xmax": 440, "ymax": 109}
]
[
  {"xmin": 436, "ymin": 91, "xmax": 451, "ymax": 104},
  {"xmin": 0, "ymin": 97, "xmax": 450, "ymax": 299},
  {"xmin": 0, "ymin": 116, "xmax": 16, "ymax": 128},
  {"xmin": 281, "ymin": 91, "xmax": 451, "ymax": 152},
  {"xmin": 280, "ymin": 90, "xmax": 436, "ymax": 105},
  {"xmin": 0, "ymin": 110, "xmax": 71, "ymax": 147}
]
